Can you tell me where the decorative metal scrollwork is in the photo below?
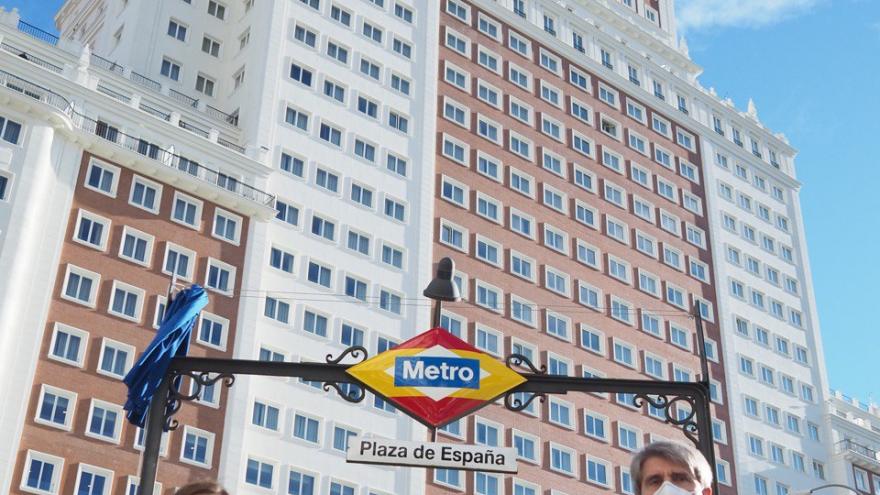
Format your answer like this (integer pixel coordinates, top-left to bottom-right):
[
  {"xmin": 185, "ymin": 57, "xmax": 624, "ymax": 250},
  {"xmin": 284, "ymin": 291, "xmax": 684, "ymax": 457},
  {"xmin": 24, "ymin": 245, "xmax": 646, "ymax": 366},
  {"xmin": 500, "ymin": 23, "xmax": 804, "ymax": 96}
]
[
  {"xmin": 326, "ymin": 345, "xmax": 369, "ymax": 365},
  {"xmin": 634, "ymin": 394, "xmax": 700, "ymax": 446},
  {"xmin": 504, "ymin": 391, "xmax": 546, "ymax": 412},
  {"xmin": 323, "ymin": 381, "xmax": 367, "ymax": 403},
  {"xmin": 505, "ymin": 353, "xmax": 547, "ymax": 375},
  {"xmin": 164, "ymin": 371, "xmax": 235, "ymax": 430}
]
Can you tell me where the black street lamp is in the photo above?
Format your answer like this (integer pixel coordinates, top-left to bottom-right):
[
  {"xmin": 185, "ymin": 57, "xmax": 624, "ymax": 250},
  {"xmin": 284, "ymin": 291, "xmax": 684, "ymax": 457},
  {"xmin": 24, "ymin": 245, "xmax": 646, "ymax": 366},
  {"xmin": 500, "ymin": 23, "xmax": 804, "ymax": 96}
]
[{"xmin": 423, "ymin": 257, "xmax": 461, "ymax": 327}]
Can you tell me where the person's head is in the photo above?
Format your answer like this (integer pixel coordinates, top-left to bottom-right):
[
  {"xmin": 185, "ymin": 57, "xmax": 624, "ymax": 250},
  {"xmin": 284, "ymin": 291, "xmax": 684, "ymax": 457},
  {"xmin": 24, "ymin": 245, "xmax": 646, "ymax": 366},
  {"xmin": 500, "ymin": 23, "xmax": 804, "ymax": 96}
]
[
  {"xmin": 175, "ymin": 481, "xmax": 229, "ymax": 495},
  {"xmin": 630, "ymin": 441, "xmax": 713, "ymax": 495}
]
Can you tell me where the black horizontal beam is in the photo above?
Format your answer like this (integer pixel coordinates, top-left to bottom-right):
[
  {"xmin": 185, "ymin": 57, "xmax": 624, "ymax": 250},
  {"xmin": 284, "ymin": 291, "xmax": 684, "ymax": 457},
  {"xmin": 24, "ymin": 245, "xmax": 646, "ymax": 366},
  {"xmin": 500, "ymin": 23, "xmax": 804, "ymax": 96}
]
[
  {"xmin": 514, "ymin": 374, "xmax": 708, "ymax": 396},
  {"xmin": 169, "ymin": 356, "xmax": 351, "ymax": 382}
]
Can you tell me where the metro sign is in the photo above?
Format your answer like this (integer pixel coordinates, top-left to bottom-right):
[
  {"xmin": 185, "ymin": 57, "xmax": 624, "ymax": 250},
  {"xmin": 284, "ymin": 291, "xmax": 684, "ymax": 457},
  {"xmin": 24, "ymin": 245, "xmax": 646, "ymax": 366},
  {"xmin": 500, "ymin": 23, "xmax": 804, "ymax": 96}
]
[{"xmin": 346, "ymin": 328, "xmax": 527, "ymax": 427}]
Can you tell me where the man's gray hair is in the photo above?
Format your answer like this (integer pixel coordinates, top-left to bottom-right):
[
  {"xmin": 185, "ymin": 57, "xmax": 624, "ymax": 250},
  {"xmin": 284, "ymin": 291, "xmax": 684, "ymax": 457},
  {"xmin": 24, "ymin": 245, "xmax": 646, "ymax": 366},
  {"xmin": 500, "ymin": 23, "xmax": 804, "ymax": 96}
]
[{"xmin": 630, "ymin": 441, "xmax": 713, "ymax": 495}]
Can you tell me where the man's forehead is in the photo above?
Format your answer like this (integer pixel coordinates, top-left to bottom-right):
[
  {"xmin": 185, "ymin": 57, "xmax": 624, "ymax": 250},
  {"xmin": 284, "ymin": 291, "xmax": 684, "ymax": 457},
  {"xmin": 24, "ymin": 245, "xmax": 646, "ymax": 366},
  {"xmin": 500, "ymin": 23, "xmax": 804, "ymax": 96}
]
[{"xmin": 643, "ymin": 456, "xmax": 693, "ymax": 475}]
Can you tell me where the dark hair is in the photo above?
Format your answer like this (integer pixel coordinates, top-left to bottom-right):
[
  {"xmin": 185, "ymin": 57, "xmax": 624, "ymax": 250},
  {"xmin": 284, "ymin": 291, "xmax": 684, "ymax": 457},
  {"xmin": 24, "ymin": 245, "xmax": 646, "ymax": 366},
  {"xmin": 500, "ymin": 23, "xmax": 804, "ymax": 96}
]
[{"xmin": 175, "ymin": 481, "xmax": 229, "ymax": 495}]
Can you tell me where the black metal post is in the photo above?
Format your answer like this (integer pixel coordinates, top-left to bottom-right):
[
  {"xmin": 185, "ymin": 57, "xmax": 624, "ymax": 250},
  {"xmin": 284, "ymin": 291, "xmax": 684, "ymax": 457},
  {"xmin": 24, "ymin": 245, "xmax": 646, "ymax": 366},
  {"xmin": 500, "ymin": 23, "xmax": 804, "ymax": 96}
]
[
  {"xmin": 692, "ymin": 304, "xmax": 718, "ymax": 495},
  {"xmin": 693, "ymin": 304, "xmax": 710, "ymax": 383},
  {"xmin": 138, "ymin": 374, "xmax": 170, "ymax": 495},
  {"xmin": 431, "ymin": 299, "xmax": 442, "ymax": 328}
]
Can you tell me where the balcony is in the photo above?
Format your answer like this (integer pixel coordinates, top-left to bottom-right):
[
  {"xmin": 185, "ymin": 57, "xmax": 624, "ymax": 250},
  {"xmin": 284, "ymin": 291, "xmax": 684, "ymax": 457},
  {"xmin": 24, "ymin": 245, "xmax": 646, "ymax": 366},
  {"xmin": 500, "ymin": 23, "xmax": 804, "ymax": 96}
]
[
  {"xmin": 0, "ymin": 69, "xmax": 275, "ymax": 209},
  {"xmin": 0, "ymin": 41, "xmax": 245, "ymax": 154},
  {"xmin": 13, "ymin": 19, "xmax": 239, "ymax": 129},
  {"xmin": 837, "ymin": 440, "xmax": 880, "ymax": 471}
]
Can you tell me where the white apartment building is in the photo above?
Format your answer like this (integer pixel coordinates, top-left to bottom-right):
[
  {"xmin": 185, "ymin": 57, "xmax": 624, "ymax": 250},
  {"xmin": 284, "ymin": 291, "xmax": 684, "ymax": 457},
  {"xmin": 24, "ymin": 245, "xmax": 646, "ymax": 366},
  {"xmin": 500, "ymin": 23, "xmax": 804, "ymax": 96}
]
[
  {"xmin": 825, "ymin": 390, "xmax": 880, "ymax": 494},
  {"xmin": 702, "ymin": 117, "xmax": 832, "ymax": 495},
  {"xmin": 56, "ymin": 0, "xmax": 441, "ymax": 493}
]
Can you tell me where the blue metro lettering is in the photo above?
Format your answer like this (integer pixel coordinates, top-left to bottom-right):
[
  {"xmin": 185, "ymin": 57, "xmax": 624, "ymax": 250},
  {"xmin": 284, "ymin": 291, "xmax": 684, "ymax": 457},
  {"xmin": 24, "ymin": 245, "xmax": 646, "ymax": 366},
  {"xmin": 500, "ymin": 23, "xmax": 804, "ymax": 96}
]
[{"xmin": 394, "ymin": 356, "xmax": 480, "ymax": 389}]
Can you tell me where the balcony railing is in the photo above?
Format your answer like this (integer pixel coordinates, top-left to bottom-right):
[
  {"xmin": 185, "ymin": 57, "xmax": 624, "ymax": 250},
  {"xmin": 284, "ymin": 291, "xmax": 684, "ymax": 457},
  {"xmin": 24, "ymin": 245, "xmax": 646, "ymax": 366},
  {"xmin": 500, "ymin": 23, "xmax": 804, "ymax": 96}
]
[
  {"xmin": 217, "ymin": 137, "xmax": 245, "ymax": 154},
  {"xmin": 2, "ymin": 41, "xmax": 248, "ymax": 154},
  {"xmin": 17, "ymin": 20, "xmax": 58, "ymax": 46},
  {"xmin": 169, "ymin": 88, "xmax": 198, "ymax": 108},
  {"xmin": 1, "ymin": 42, "xmax": 63, "ymax": 74},
  {"xmin": 90, "ymin": 53, "xmax": 124, "ymax": 75},
  {"xmin": 837, "ymin": 440, "xmax": 880, "ymax": 468},
  {"xmin": 96, "ymin": 84, "xmax": 132, "ymax": 104},
  {"xmin": 129, "ymin": 71, "xmax": 161, "ymax": 92},
  {"xmin": 139, "ymin": 102, "xmax": 171, "ymax": 121},
  {"xmin": 178, "ymin": 120, "xmax": 209, "ymax": 139},
  {"xmin": 0, "ymin": 68, "xmax": 274, "ymax": 207},
  {"xmin": 13, "ymin": 19, "xmax": 239, "ymax": 128}
]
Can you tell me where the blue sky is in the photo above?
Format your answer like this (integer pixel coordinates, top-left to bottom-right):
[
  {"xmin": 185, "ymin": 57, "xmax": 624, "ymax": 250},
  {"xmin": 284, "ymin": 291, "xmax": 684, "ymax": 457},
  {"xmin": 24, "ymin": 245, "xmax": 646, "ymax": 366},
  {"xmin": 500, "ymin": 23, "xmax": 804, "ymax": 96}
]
[
  {"xmin": 678, "ymin": 0, "xmax": 880, "ymax": 403},
  {"xmin": 6, "ymin": 0, "xmax": 878, "ymax": 402}
]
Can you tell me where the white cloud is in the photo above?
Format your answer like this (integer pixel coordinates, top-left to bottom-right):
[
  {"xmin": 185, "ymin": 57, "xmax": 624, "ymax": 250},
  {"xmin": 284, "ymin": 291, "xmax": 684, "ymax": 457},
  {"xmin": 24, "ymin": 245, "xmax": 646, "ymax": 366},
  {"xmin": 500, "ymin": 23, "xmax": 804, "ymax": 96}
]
[{"xmin": 676, "ymin": 0, "xmax": 819, "ymax": 32}]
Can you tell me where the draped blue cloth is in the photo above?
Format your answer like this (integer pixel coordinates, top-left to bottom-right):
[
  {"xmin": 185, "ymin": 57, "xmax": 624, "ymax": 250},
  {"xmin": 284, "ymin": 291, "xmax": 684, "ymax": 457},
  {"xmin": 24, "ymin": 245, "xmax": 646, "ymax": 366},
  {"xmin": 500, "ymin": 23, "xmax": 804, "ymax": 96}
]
[{"xmin": 123, "ymin": 285, "xmax": 208, "ymax": 428}]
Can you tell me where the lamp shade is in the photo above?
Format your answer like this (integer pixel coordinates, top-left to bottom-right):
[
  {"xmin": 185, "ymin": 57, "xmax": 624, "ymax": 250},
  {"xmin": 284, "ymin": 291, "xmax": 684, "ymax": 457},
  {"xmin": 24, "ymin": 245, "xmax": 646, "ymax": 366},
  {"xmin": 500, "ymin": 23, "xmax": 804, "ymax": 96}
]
[{"xmin": 423, "ymin": 257, "xmax": 461, "ymax": 302}]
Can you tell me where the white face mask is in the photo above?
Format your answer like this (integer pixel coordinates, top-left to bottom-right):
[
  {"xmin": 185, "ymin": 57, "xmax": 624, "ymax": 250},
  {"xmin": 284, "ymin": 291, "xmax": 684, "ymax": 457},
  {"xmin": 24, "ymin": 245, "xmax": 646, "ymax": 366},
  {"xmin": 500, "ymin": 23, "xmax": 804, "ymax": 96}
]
[{"xmin": 653, "ymin": 480, "xmax": 699, "ymax": 495}]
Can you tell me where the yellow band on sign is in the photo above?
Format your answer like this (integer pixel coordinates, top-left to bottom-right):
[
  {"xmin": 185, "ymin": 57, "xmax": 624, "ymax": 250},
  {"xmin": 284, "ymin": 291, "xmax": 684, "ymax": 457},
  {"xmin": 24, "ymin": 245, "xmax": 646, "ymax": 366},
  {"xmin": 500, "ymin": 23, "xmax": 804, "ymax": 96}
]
[
  {"xmin": 345, "ymin": 328, "xmax": 527, "ymax": 427},
  {"xmin": 349, "ymin": 347, "xmax": 525, "ymax": 400}
]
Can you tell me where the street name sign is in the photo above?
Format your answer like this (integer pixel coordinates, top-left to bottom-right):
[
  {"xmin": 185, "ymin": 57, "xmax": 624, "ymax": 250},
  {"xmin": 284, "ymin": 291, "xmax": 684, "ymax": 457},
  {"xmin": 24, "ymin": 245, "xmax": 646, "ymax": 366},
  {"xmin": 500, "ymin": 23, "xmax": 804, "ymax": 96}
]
[
  {"xmin": 347, "ymin": 437, "xmax": 518, "ymax": 473},
  {"xmin": 346, "ymin": 327, "xmax": 527, "ymax": 427}
]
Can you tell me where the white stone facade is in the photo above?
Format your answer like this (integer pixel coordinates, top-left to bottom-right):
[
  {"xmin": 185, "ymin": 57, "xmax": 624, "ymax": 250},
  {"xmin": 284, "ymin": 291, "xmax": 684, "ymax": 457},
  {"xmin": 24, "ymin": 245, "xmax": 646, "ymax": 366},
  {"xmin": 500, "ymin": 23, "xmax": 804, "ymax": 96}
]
[{"xmin": 826, "ymin": 390, "xmax": 880, "ymax": 494}]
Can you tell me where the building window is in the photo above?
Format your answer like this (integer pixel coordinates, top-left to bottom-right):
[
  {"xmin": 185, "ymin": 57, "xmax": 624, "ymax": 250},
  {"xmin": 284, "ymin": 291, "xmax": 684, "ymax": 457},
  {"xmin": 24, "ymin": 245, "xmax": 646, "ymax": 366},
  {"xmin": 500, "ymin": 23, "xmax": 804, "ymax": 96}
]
[
  {"xmin": 0, "ymin": 114, "xmax": 23, "ymax": 144},
  {"xmin": 86, "ymin": 400, "xmax": 122, "ymax": 443},
  {"xmin": 292, "ymin": 413, "xmax": 320, "ymax": 443},
  {"xmin": 35, "ymin": 385, "xmax": 76, "ymax": 430},
  {"xmin": 302, "ymin": 310, "xmax": 328, "ymax": 338},
  {"xmin": 61, "ymin": 264, "xmax": 100, "ymax": 307},
  {"xmin": 512, "ymin": 431, "xmax": 537, "ymax": 462},
  {"xmin": 379, "ymin": 289, "xmax": 403, "ymax": 315},
  {"xmin": 201, "ymin": 35, "xmax": 221, "ymax": 58},
  {"xmin": 613, "ymin": 340, "xmax": 635, "ymax": 367},
  {"xmin": 213, "ymin": 208, "xmax": 242, "ymax": 245},
  {"xmin": 128, "ymin": 176, "xmax": 161, "ymax": 213},
  {"xmin": 21, "ymin": 450, "xmax": 63, "ymax": 494},
  {"xmin": 73, "ymin": 464, "xmax": 113, "ymax": 495},
  {"xmin": 251, "ymin": 401, "xmax": 280, "ymax": 431},
  {"xmin": 207, "ymin": 0, "xmax": 226, "ymax": 18},
  {"xmin": 285, "ymin": 106, "xmax": 309, "ymax": 130},
  {"xmin": 313, "ymin": 169, "xmax": 339, "ymax": 194},
  {"xmin": 73, "ymin": 209, "xmax": 111, "ymax": 251},
  {"xmin": 341, "ymin": 231, "xmax": 369, "ymax": 258},
  {"xmin": 549, "ymin": 444, "xmax": 574, "ymax": 476},
  {"xmin": 587, "ymin": 457, "xmax": 610, "ymax": 486},
  {"xmin": 440, "ymin": 220, "xmax": 467, "ymax": 251},
  {"xmin": 205, "ymin": 259, "xmax": 235, "ymax": 295},
  {"xmin": 474, "ymin": 326, "xmax": 502, "ymax": 356},
  {"xmin": 108, "ymin": 281, "xmax": 144, "ymax": 322},
  {"xmin": 384, "ymin": 197, "xmax": 406, "ymax": 221},
  {"xmin": 97, "ymin": 338, "xmax": 134, "ymax": 379},
  {"xmin": 434, "ymin": 469, "xmax": 462, "ymax": 489},
  {"xmin": 181, "ymin": 427, "xmax": 214, "ymax": 467},
  {"xmin": 245, "ymin": 458, "xmax": 274, "ymax": 489},
  {"xmin": 171, "ymin": 193, "xmax": 202, "ymax": 229},
  {"xmin": 332, "ymin": 426, "xmax": 357, "ymax": 452},
  {"xmin": 318, "ymin": 122, "xmax": 343, "ymax": 147},
  {"xmin": 160, "ymin": 57, "xmax": 181, "ymax": 80},
  {"xmin": 48, "ymin": 323, "xmax": 87, "ymax": 367},
  {"xmin": 264, "ymin": 297, "xmax": 290, "ymax": 324},
  {"xmin": 84, "ymin": 160, "xmax": 120, "ymax": 197}
]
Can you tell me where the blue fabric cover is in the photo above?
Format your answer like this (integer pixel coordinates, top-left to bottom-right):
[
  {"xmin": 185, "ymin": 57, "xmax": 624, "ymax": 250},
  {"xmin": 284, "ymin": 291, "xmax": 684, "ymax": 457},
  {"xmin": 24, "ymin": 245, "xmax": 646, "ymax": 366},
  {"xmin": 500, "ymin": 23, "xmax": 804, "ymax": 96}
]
[{"xmin": 123, "ymin": 285, "xmax": 208, "ymax": 428}]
